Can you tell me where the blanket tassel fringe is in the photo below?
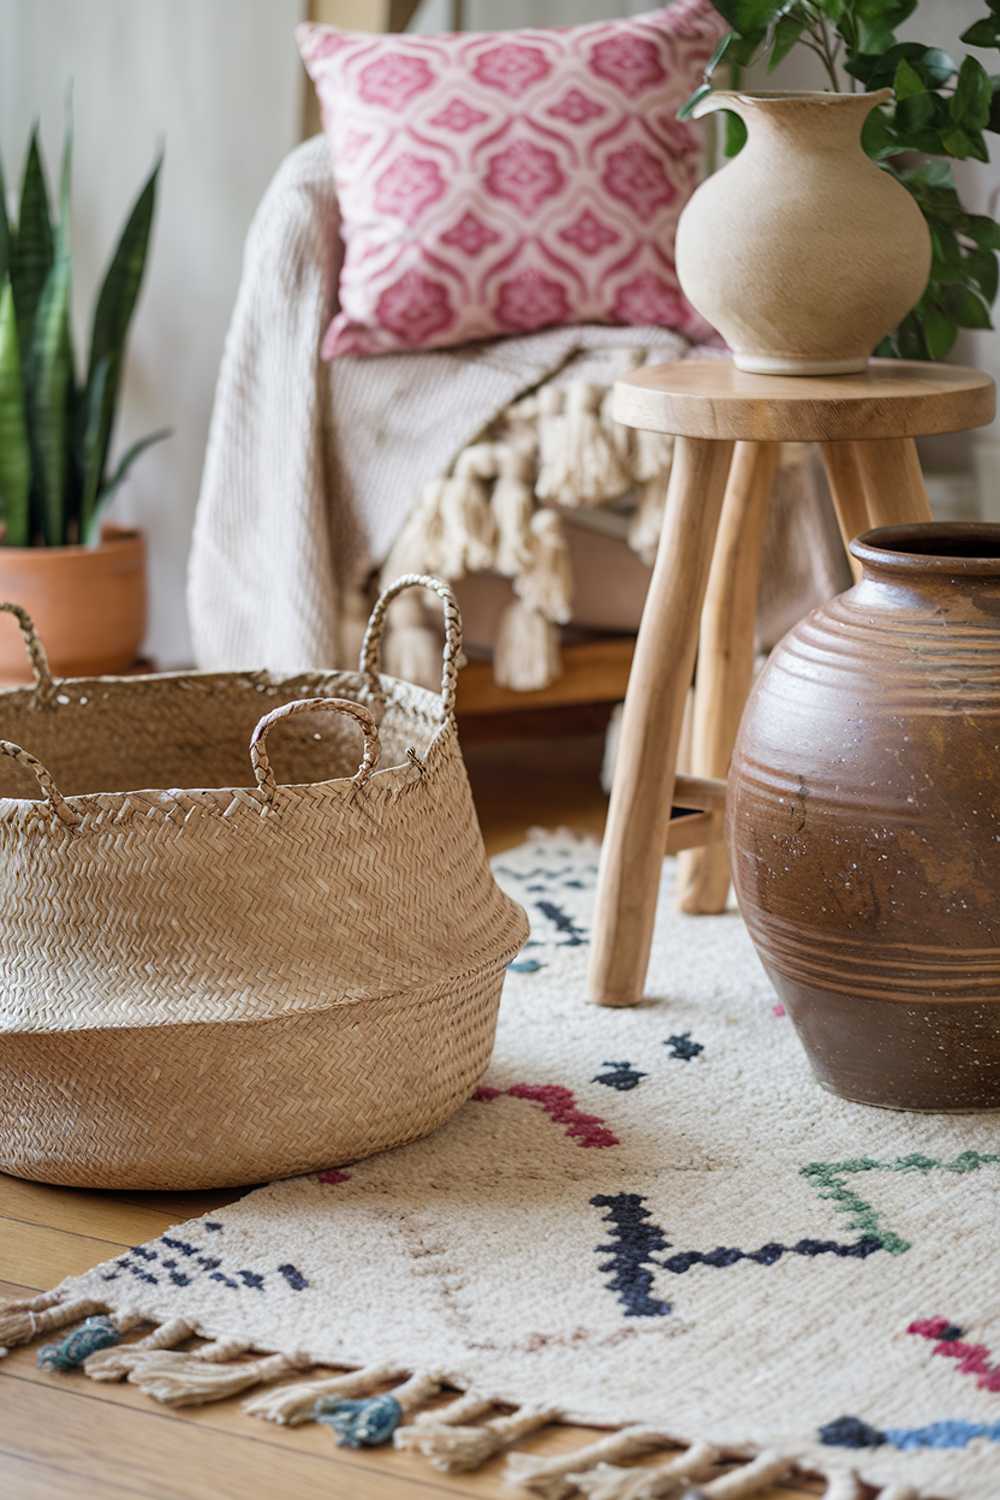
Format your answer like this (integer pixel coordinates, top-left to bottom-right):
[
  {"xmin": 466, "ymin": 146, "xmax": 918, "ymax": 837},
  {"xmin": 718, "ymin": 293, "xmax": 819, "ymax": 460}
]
[{"xmin": 0, "ymin": 1294, "xmax": 928, "ymax": 1498}]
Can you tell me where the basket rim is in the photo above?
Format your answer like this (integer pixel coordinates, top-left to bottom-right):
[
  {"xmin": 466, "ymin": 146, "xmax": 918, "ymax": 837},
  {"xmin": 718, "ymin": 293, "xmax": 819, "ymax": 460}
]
[{"xmin": 0, "ymin": 666, "xmax": 450, "ymax": 823}]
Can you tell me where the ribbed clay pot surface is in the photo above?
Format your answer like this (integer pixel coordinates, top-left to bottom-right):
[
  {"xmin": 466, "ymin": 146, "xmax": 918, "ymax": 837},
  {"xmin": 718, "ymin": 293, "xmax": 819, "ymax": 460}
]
[
  {"xmin": 728, "ymin": 523, "xmax": 1000, "ymax": 1111},
  {"xmin": 0, "ymin": 526, "xmax": 146, "ymax": 680},
  {"xmin": 676, "ymin": 90, "xmax": 931, "ymax": 375}
]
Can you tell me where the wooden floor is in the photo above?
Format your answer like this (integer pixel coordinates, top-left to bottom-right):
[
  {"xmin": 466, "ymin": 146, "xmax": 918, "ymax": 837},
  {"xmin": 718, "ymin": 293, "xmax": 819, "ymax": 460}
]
[{"xmin": 0, "ymin": 732, "xmax": 830, "ymax": 1498}]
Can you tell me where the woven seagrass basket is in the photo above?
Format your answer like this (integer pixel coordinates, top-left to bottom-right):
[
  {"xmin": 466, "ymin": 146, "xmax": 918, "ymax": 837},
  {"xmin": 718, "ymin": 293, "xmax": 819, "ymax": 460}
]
[{"xmin": 0, "ymin": 577, "xmax": 528, "ymax": 1190}]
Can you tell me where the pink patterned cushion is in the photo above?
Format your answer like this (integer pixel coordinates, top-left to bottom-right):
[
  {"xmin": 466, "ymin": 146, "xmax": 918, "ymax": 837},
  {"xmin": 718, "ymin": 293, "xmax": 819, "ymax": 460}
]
[{"xmin": 298, "ymin": 3, "xmax": 723, "ymax": 357}]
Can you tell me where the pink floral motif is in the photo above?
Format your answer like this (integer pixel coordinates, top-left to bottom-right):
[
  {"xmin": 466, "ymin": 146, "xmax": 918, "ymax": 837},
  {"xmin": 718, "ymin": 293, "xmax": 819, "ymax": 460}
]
[
  {"xmin": 376, "ymin": 271, "xmax": 455, "ymax": 344},
  {"xmin": 441, "ymin": 211, "xmax": 502, "ymax": 256},
  {"xmin": 485, "ymin": 140, "xmax": 566, "ymax": 215},
  {"xmin": 358, "ymin": 52, "xmax": 435, "ymax": 107},
  {"xmin": 611, "ymin": 272, "xmax": 686, "ymax": 327},
  {"xmin": 557, "ymin": 209, "xmax": 620, "ymax": 256},
  {"xmin": 588, "ymin": 33, "xmax": 666, "ymax": 97},
  {"xmin": 495, "ymin": 269, "xmax": 570, "ymax": 332},
  {"xmin": 602, "ymin": 142, "xmax": 676, "ymax": 219},
  {"xmin": 428, "ymin": 96, "xmax": 490, "ymax": 132},
  {"xmin": 546, "ymin": 88, "xmax": 606, "ymax": 126},
  {"xmin": 473, "ymin": 42, "xmax": 552, "ymax": 97},
  {"xmin": 373, "ymin": 153, "xmax": 446, "ymax": 224},
  {"xmin": 306, "ymin": 31, "xmax": 352, "ymax": 62}
]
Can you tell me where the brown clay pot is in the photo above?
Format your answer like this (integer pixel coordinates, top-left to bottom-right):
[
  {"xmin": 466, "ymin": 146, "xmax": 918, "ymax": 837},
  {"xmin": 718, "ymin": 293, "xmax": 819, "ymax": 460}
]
[
  {"xmin": 728, "ymin": 522, "xmax": 1000, "ymax": 1112},
  {"xmin": 0, "ymin": 526, "xmax": 146, "ymax": 681}
]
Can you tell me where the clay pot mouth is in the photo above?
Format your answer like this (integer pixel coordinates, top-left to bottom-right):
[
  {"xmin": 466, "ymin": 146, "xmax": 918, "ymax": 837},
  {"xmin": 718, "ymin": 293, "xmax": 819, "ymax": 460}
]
[
  {"xmin": 0, "ymin": 524, "xmax": 141, "ymax": 559},
  {"xmin": 852, "ymin": 523, "xmax": 1000, "ymax": 576}
]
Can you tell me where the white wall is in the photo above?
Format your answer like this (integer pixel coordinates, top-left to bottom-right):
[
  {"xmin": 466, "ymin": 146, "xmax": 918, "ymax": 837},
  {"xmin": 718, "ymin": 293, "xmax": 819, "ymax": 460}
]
[{"xmin": 1, "ymin": 0, "xmax": 304, "ymax": 665}]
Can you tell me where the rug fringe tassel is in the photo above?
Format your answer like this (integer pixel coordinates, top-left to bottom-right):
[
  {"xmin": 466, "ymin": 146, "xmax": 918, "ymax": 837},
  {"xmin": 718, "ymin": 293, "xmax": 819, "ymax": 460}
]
[
  {"xmin": 567, "ymin": 1440, "xmax": 718, "ymax": 1498},
  {"xmin": 876, "ymin": 1487, "xmax": 919, "ymax": 1500},
  {"xmin": 694, "ymin": 1450, "xmax": 797, "ymax": 1497},
  {"xmin": 819, "ymin": 1470, "xmax": 864, "ymax": 1500},
  {"xmin": 506, "ymin": 1425, "xmax": 667, "ymax": 1499},
  {"xmin": 410, "ymin": 1389, "xmax": 496, "ymax": 1427},
  {"xmin": 125, "ymin": 1342, "xmax": 301, "ymax": 1407},
  {"xmin": 84, "ymin": 1318, "xmax": 195, "ymax": 1381},
  {"xmin": 314, "ymin": 1370, "xmax": 443, "ymax": 1448},
  {"xmin": 242, "ymin": 1362, "xmax": 402, "ymax": 1426},
  {"xmin": 395, "ymin": 1402, "xmax": 560, "ymax": 1473},
  {"xmin": 0, "ymin": 1295, "xmax": 102, "ymax": 1357}
]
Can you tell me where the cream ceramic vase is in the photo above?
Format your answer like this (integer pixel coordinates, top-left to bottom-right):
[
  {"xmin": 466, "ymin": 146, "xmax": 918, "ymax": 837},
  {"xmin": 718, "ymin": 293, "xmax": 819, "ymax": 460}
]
[{"xmin": 676, "ymin": 90, "xmax": 931, "ymax": 375}]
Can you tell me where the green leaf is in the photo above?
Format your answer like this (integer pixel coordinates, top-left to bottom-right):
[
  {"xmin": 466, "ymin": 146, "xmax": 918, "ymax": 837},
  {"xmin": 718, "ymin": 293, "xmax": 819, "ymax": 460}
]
[
  {"xmin": 963, "ymin": 213, "xmax": 1000, "ymax": 249},
  {"xmin": 862, "ymin": 108, "xmax": 897, "ymax": 159},
  {"xmin": 942, "ymin": 283, "xmax": 993, "ymax": 327},
  {"xmin": 942, "ymin": 125, "xmax": 977, "ymax": 157},
  {"xmin": 83, "ymin": 154, "xmax": 161, "ymax": 516},
  {"xmin": 921, "ymin": 304, "xmax": 959, "ymax": 358},
  {"xmin": 769, "ymin": 10, "xmax": 807, "ymax": 69},
  {"xmin": 0, "ymin": 154, "xmax": 10, "ymax": 290},
  {"xmin": 78, "ymin": 352, "xmax": 115, "ymax": 539},
  {"xmin": 10, "ymin": 128, "xmax": 53, "ymax": 360},
  {"xmin": 931, "ymin": 224, "xmax": 962, "ymax": 270},
  {"xmin": 0, "ymin": 282, "xmax": 31, "ymax": 546},
  {"xmin": 724, "ymin": 110, "xmax": 748, "ymax": 157},
  {"xmin": 94, "ymin": 426, "xmax": 170, "ymax": 515},
  {"xmin": 902, "ymin": 159, "xmax": 955, "ymax": 189},
  {"xmin": 897, "ymin": 311, "xmax": 927, "ymax": 359},
  {"xmin": 967, "ymin": 246, "xmax": 999, "ymax": 302},
  {"xmin": 893, "ymin": 58, "xmax": 925, "ymax": 99},
  {"xmin": 961, "ymin": 17, "xmax": 1000, "ymax": 47},
  {"xmin": 27, "ymin": 242, "xmax": 72, "ymax": 545},
  {"xmin": 895, "ymin": 91, "xmax": 937, "ymax": 134},
  {"xmin": 711, "ymin": 0, "xmax": 784, "ymax": 32},
  {"xmin": 846, "ymin": 43, "xmax": 956, "ymax": 90},
  {"xmin": 952, "ymin": 55, "xmax": 993, "ymax": 130},
  {"xmin": 26, "ymin": 109, "xmax": 76, "ymax": 547}
]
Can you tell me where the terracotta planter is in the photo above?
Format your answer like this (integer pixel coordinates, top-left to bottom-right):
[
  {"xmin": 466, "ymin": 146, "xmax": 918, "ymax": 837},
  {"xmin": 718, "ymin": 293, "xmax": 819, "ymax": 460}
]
[
  {"xmin": 728, "ymin": 523, "xmax": 1000, "ymax": 1111},
  {"xmin": 0, "ymin": 526, "xmax": 146, "ymax": 681},
  {"xmin": 676, "ymin": 90, "xmax": 931, "ymax": 375}
]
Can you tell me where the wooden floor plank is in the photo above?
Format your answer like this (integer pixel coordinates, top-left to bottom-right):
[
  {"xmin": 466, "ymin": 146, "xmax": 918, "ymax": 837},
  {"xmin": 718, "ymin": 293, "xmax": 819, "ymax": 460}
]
[
  {"xmin": 0, "ymin": 1176, "xmax": 232, "ymax": 1247},
  {"xmin": 0, "ymin": 1377, "xmax": 476, "ymax": 1500},
  {"xmin": 0, "ymin": 1451, "xmax": 147, "ymax": 1500},
  {"xmin": 0, "ymin": 1217, "xmax": 128, "ymax": 1286}
]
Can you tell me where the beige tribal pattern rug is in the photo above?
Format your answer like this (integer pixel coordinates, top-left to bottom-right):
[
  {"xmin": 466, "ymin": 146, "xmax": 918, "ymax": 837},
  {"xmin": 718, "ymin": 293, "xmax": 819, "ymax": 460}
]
[{"xmin": 3, "ymin": 832, "xmax": 999, "ymax": 1499}]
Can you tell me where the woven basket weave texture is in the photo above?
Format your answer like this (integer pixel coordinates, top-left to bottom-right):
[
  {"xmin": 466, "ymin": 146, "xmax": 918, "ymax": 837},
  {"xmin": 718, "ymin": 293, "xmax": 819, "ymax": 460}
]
[{"xmin": 0, "ymin": 580, "xmax": 527, "ymax": 1188}]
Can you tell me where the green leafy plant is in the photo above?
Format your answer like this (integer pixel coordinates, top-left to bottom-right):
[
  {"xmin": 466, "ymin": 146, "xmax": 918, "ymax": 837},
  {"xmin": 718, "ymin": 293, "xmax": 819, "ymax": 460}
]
[
  {"xmin": 0, "ymin": 115, "xmax": 167, "ymax": 547},
  {"xmin": 679, "ymin": 1, "xmax": 1000, "ymax": 360}
]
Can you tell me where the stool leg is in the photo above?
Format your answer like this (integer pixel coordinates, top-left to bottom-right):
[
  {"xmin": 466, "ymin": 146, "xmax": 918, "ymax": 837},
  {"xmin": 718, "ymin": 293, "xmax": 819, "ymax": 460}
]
[
  {"xmin": 589, "ymin": 436, "xmax": 734, "ymax": 1007},
  {"xmin": 850, "ymin": 437, "xmax": 934, "ymax": 526},
  {"xmin": 820, "ymin": 441, "xmax": 872, "ymax": 582},
  {"xmin": 677, "ymin": 441, "xmax": 778, "ymax": 915}
]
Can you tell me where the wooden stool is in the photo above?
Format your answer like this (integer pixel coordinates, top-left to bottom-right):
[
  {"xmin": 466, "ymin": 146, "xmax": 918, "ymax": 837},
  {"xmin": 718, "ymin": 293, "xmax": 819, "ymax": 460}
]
[{"xmin": 589, "ymin": 358, "xmax": 996, "ymax": 1008}]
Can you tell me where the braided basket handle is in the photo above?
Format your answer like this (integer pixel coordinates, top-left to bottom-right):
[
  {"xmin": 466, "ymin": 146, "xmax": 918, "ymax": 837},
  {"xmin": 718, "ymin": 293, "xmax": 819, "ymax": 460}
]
[
  {"xmin": 0, "ymin": 740, "xmax": 77, "ymax": 826},
  {"xmin": 361, "ymin": 575, "xmax": 463, "ymax": 721},
  {"xmin": 250, "ymin": 697, "xmax": 381, "ymax": 806},
  {"xmin": 0, "ymin": 602, "xmax": 56, "ymax": 709}
]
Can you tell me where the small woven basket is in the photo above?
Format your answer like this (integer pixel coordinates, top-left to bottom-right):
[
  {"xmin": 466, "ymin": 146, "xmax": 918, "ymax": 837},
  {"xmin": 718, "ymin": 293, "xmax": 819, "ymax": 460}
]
[{"xmin": 0, "ymin": 577, "xmax": 528, "ymax": 1189}]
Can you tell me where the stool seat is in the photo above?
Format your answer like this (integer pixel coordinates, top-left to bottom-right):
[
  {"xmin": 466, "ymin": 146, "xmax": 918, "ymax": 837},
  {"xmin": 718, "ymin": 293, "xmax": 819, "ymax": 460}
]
[
  {"xmin": 612, "ymin": 359, "xmax": 995, "ymax": 442},
  {"xmin": 589, "ymin": 357, "xmax": 997, "ymax": 1008}
]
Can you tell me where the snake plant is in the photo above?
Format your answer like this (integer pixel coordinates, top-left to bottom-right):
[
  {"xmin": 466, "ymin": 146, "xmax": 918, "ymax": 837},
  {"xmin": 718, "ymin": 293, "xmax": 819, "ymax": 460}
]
[{"xmin": 0, "ymin": 116, "xmax": 167, "ymax": 547}]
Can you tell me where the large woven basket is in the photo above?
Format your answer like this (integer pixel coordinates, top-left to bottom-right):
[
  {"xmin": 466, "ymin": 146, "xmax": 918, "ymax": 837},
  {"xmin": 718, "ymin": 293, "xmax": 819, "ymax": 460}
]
[{"xmin": 0, "ymin": 577, "xmax": 528, "ymax": 1190}]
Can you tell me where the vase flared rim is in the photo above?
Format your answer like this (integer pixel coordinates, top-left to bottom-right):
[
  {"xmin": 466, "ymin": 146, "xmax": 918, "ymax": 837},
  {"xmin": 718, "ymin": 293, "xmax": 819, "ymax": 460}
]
[
  {"xmin": 852, "ymin": 523, "xmax": 1000, "ymax": 577},
  {"xmin": 716, "ymin": 88, "xmax": 890, "ymax": 106}
]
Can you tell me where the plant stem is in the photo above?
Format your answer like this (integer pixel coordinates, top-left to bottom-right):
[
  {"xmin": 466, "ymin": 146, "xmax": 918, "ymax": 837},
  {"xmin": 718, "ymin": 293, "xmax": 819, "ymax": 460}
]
[{"xmin": 802, "ymin": 2, "xmax": 842, "ymax": 91}]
